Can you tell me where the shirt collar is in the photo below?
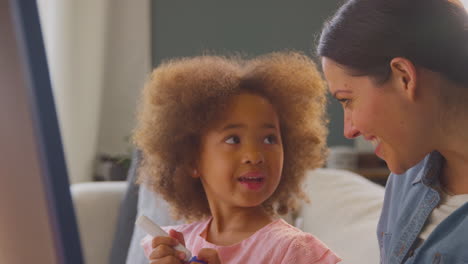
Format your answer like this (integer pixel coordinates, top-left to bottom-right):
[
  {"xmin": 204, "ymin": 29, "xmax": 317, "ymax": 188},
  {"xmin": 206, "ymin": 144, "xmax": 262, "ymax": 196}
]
[{"xmin": 411, "ymin": 151, "xmax": 444, "ymax": 186}]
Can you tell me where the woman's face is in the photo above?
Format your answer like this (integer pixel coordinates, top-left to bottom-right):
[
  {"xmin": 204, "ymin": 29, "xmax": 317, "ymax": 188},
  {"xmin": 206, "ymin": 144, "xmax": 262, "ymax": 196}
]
[
  {"xmin": 196, "ymin": 93, "xmax": 284, "ymax": 210},
  {"xmin": 321, "ymin": 57, "xmax": 432, "ymax": 174}
]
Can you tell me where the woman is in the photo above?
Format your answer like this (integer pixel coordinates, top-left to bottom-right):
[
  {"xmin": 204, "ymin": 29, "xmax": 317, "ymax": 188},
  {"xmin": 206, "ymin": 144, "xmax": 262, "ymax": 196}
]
[{"xmin": 317, "ymin": 0, "xmax": 468, "ymax": 263}]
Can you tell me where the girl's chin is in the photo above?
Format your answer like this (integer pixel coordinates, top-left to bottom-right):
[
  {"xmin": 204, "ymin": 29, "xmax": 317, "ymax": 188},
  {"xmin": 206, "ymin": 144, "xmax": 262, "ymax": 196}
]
[{"xmin": 238, "ymin": 198, "xmax": 271, "ymax": 209}]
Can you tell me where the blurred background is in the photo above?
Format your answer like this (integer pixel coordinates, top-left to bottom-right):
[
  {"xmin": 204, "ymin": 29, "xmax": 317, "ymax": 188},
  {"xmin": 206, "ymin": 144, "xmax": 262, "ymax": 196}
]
[
  {"xmin": 36, "ymin": 0, "xmax": 467, "ymax": 184},
  {"xmin": 37, "ymin": 0, "xmax": 348, "ymax": 184}
]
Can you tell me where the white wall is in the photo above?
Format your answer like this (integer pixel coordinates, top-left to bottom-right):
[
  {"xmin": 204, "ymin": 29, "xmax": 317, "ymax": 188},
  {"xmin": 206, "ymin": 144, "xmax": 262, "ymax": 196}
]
[
  {"xmin": 37, "ymin": 0, "xmax": 150, "ymax": 183},
  {"xmin": 38, "ymin": 0, "xmax": 109, "ymax": 183},
  {"xmin": 96, "ymin": 1, "xmax": 151, "ymax": 156}
]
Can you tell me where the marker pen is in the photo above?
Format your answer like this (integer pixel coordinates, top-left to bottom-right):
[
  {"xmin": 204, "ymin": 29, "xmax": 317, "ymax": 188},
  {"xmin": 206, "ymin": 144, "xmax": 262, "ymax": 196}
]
[{"xmin": 135, "ymin": 215, "xmax": 207, "ymax": 264}]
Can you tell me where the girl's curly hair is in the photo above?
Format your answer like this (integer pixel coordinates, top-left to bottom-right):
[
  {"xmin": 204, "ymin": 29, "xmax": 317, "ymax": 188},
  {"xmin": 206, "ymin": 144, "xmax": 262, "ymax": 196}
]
[{"xmin": 133, "ymin": 52, "xmax": 328, "ymax": 222}]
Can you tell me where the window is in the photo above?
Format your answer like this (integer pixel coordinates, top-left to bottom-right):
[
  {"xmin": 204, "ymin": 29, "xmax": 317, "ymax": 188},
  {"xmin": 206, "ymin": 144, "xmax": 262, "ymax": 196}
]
[{"xmin": 462, "ymin": 0, "xmax": 468, "ymax": 10}]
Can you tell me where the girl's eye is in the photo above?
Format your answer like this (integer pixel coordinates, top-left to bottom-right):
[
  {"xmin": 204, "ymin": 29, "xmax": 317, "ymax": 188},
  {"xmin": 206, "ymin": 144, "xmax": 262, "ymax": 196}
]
[
  {"xmin": 337, "ymin": 98, "xmax": 350, "ymax": 107},
  {"xmin": 225, "ymin": 136, "xmax": 240, "ymax": 144},
  {"xmin": 264, "ymin": 135, "xmax": 278, "ymax": 144}
]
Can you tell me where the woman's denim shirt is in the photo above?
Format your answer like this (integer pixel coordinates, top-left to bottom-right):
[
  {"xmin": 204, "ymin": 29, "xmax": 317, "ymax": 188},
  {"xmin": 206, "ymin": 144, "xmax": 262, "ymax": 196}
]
[{"xmin": 377, "ymin": 152, "xmax": 468, "ymax": 264}]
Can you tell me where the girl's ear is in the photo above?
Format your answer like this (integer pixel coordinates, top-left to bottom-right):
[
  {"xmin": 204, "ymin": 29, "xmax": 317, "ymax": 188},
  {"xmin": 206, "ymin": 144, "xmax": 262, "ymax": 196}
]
[
  {"xmin": 191, "ymin": 168, "xmax": 200, "ymax": 178},
  {"xmin": 389, "ymin": 57, "xmax": 418, "ymax": 102},
  {"xmin": 190, "ymin": 158, "xmax": 201, "ymax": 178}
]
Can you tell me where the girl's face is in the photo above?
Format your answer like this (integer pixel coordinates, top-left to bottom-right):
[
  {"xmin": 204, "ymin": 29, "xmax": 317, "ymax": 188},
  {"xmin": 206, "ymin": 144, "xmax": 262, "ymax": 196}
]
[
  {"xmin": 321, "ymin": 57, "xmax": 433, "ymax": 174},
  {"xmin": 196, "ymin": 93, "xmax": 283, "ymax": 210}
]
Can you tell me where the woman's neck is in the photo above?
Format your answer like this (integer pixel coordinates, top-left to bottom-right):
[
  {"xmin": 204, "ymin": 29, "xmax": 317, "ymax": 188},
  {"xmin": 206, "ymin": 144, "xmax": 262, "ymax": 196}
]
[
  {"xmin": 437, "ymin": 92, "xmax": 468, "ymax": 195},
  {"xmin": 205, "ymin": 205, "xmax": 274, "ymax": 246},
  {"xmin": 438, "ymin": 123, "xmax": 468, "ymax": 194},
  {"xmin": 439, "ymin": 149, "xmax": 468, "ymax": 195}
]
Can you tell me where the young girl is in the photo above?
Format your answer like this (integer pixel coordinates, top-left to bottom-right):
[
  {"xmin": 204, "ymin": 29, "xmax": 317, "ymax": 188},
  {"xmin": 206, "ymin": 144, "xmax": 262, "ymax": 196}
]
[{"xmin": 133, "ymin": 52, "xmax": 341, "ymax": 264}]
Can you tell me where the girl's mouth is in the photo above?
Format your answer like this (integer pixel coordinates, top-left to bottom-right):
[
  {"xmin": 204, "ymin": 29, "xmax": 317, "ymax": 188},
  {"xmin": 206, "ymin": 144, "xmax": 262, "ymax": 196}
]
[
  {"xmin": 238, "ymin": 177, "xmax": 264, "ymax": 182},
  {"xmin": 238, "ymin": 172, "xmax": 265, "ymax": 190}
]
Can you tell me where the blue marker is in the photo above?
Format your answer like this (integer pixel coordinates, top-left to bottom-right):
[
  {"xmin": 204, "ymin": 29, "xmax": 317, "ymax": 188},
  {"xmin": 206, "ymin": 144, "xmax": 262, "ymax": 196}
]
[{"xmin": 188, "ymin": 256, "xmax": 208, "ymax": 264}]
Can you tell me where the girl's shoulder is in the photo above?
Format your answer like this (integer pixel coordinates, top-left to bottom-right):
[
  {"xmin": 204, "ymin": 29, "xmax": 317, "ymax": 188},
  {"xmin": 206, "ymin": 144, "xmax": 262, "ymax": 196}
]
[
  {"xmin": 261, "ymin": 218, "xmax": 317, "ymax": 240},
  {"xmin": 253, "ymin": 219, "xmax": 342, "ymax": 263},
  {"xmin": 162, "ymin": 218, "xmax": 211, "ymax": 235}
]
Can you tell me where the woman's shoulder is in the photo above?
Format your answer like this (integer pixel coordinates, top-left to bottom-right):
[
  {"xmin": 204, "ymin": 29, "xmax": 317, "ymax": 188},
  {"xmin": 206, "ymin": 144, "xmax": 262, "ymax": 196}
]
[{"xmin": 378, "ymin": 152, "xmax": 443, "ymax": 237}]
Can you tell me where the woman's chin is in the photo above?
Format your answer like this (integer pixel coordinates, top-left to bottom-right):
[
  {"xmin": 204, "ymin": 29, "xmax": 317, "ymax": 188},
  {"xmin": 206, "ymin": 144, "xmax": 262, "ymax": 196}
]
[
  {"xmin": 388, "ymin": 166, "xmax": 407, "ymax": 175},
  {"xmin": 386, "ymin": 159, "xmax": 412, "ymax": 175},
  {"xmin": 387, "ymin": 151, "xmax": 431, "ymax": 175}
]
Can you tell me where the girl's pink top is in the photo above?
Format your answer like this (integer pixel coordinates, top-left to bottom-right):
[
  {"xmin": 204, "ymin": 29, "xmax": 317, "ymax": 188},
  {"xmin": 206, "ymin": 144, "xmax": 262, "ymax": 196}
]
[{"xmin": 142, "ymin": 218, "xmax": 341, "ymax": 263}]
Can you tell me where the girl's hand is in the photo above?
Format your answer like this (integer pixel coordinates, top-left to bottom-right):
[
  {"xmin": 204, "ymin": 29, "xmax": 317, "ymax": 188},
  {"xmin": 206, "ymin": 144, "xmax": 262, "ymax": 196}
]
[
  {"xmin": 191, "ymin": 248, "xmax": 222, "ymax": 264},
  {"xmin": 148, "ymin": 229, "xmax": 187, "ymax": 264}
]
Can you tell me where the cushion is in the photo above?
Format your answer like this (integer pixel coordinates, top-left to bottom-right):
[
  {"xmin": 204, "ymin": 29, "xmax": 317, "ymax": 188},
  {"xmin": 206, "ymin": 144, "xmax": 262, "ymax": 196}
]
[
  {"xmin": 72, "ymin": 181, "xmax": 127, "ymax": 264},
  {"xmin": 110, "ymin": 149, "xmax": 184, "ymax": 264},
  {"xmin": 125, "ymin": 182, "xmax": 184, "ymax": 264},
  {"xmin": 298, "ymin": 168, "xmax": 384, "ymax": 264},
  {"xmin": 108, "ymin": 150, "xmax": 141, "ymax": 264}
]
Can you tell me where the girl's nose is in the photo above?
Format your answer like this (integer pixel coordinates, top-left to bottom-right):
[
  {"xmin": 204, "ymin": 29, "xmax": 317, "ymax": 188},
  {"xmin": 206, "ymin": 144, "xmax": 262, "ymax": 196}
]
[
  {"xmin": 343, "ymin": 112, "xmax": 361, "ymax": 139},
  {"xmin": 242, "ymin": 149, "xmax": 264, "ymax": 165}
]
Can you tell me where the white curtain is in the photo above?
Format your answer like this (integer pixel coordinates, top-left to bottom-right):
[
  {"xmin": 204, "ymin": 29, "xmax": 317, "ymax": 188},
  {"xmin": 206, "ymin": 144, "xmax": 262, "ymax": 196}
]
[{"xmin": 37, "ymin": 0, "xmax": 151, "ymax": 183}]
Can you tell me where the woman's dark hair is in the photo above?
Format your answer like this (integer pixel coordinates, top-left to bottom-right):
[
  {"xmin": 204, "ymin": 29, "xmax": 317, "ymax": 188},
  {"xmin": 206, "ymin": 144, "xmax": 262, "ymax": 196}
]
[{"xmin": 317, "ymin": 0, "xmax": 468, "ymax": 86}]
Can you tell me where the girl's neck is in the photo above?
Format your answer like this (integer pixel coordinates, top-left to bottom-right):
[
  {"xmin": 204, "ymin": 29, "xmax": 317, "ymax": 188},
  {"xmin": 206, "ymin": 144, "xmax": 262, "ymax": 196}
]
[{"xmin": 204, "ymin": 206, "xmax": 275, "ymax": 246}]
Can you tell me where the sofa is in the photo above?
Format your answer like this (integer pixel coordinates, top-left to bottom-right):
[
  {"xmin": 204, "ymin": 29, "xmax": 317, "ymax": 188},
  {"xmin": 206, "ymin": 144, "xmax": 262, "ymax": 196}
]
[{"xmin": 71, "ymin": 165, "xmax": 385, "ymax": 264}]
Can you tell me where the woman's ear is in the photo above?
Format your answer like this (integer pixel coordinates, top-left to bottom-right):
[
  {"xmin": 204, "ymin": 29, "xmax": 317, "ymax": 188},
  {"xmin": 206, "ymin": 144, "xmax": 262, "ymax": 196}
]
[{"xmin": 389, "ymin": 57, "xmax": 418, "ymax": 101}]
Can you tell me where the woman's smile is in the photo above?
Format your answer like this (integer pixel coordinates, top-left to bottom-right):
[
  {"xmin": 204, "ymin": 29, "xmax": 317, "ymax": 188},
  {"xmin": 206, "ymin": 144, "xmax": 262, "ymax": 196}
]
[{"xmin": 364, "ymin": 135, "xmax": 383, "ymax": 158}]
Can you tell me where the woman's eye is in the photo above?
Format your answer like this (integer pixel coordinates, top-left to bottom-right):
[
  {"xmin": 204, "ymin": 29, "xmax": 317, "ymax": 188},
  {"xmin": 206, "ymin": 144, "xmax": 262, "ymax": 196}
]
[
  {"xmin": 225, "ymin": 136, "xmax": 240, "ymax": 144},
  {"xmin": 264, "ymin": 135, "xmax": 278, "ymax": 144}
]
